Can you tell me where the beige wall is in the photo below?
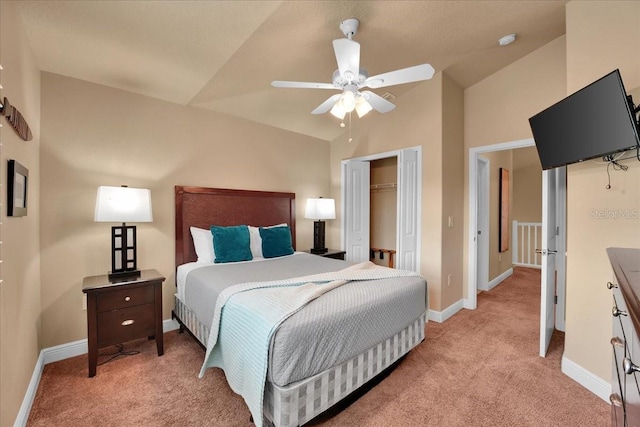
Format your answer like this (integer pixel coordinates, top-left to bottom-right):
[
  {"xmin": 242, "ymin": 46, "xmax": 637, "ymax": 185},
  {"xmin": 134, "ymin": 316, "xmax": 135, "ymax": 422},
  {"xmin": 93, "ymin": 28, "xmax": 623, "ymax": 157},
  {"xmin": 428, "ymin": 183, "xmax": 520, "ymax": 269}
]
[
  {"xmin": 440, "ymin": 74, "xmax": 465, "ymax": 309},
  {"xmin": 463, "ymin": 35, "xmax": 567, "ymax": 300},
  {"xmin": 512, "ymin": 147, "xmax": 542, "ymax": 224},
  {"xmin": 0, "ymin": 1, "xmax": 42, "ymax": 426},
  {"xmin": 39, "ymin": 73, "xmax": 330, "ymax": 349},
  {"xmin": 563, "ymin": 0, "xmax": 640, "ymax": 382},
  {"xmin": 329, "ymin": 72, "xmax": 464, "ymax": 312}
]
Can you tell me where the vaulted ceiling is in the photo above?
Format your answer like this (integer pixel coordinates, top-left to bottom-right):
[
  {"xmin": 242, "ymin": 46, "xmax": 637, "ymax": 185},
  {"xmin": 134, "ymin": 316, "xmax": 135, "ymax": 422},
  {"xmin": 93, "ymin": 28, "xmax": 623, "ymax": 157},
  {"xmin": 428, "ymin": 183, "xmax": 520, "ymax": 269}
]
[{"xmin": 14, "ymin": 0, "xmax": 568, "ymax": 141}]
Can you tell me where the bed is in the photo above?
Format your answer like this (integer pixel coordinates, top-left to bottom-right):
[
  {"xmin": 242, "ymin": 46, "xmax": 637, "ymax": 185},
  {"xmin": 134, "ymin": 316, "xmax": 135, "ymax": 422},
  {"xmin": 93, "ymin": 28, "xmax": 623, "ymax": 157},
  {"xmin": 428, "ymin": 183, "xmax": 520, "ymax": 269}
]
[{"xmin": 172, "ymin": 185, "xmax": 428, "ymax": 426}]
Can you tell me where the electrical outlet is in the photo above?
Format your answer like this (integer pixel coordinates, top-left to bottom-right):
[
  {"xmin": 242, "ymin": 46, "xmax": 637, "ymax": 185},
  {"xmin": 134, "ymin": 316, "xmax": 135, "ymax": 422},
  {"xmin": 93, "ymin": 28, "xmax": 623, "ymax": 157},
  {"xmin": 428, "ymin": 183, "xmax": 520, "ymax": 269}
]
[
  {"xmin": 447, "ymin": 274, "xmax": 452, "ymax": 286},
  {"xmin": 82, "ymin": 294, "xmax": 87, "ymax": 310},
  {"xmin": 498, "ymin": 254, "xmax": 502, "ymax": 262},
  {"xmin": 448, "ymin": 216, "xmax": 453, "ymax": 228}
]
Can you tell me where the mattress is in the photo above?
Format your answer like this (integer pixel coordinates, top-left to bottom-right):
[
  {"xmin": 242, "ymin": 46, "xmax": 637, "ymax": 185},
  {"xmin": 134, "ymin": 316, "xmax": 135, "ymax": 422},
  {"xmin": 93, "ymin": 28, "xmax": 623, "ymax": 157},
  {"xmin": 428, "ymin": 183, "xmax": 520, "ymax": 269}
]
[{"xmin": 177, "ymin": 252, "xmax": 428, "ymax": 387}]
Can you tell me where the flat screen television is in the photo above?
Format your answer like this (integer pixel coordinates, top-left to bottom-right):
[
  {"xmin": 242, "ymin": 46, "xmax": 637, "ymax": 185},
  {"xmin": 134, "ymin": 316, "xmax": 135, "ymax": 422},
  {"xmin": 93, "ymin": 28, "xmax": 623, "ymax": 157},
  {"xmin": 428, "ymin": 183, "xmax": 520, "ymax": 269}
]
[{"xmin": 529, "ymin": 69, "xmax": 640, "ymax": 170}]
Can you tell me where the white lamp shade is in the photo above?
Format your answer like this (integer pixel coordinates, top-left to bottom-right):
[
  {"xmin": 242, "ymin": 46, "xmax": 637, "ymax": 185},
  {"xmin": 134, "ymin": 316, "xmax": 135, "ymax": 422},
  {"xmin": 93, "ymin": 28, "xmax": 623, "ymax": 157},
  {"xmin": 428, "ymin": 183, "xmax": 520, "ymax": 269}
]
[
  {"xmin": 340, "ymin": 90, "xmax": 356, "ymax": 112},
  {"xmin": 305, "ymin": 198, "xmax": 336, "ymax": 220},
  {"xmin": 330, "ymin": 102, "xmax": 347, "ymax": 120},
  {"xmin": 355, "ymin": 97, "xmax": 373, "ymax": 118},
  {"xmin": 94, "ymin": 186, "xmax": 153, "ymax": 223}
]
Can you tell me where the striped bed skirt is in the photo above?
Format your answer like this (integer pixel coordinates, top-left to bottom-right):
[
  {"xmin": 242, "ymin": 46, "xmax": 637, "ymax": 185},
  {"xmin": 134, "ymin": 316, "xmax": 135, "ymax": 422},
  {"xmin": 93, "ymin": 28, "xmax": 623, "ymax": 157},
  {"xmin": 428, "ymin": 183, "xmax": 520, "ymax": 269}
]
[{"xmin": 173, "ymin": 295, "xmax": 426, "ymax": 427}]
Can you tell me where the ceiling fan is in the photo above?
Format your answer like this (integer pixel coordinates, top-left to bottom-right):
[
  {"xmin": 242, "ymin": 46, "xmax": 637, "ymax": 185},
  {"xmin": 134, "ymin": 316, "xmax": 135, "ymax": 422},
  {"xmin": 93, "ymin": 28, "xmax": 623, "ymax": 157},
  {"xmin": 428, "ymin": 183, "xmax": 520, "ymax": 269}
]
[{"xmin": 271, "ymin": 18, "xmax": 435, "ymax": 119}]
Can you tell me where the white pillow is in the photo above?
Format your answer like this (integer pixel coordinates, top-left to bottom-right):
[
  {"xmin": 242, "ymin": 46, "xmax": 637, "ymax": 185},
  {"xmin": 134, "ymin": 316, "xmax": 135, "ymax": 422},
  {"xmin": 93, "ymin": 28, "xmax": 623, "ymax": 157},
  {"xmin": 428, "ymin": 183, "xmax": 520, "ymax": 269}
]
[
  {"xmin": 249, "ymin": 223, "xmax": 287, "ymax": 258},
  {"xmin": 190, "ymin": 226, "xmax": 215, "ymax": 263}
]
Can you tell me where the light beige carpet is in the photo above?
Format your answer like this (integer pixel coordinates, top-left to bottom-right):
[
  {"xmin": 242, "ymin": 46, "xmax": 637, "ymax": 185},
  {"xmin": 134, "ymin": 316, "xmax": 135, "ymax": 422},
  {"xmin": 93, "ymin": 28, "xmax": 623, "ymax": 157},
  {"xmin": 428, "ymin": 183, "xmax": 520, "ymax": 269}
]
[{"xmin": 27, "ymin": 267, "xmax": 609, "ymax": 426}]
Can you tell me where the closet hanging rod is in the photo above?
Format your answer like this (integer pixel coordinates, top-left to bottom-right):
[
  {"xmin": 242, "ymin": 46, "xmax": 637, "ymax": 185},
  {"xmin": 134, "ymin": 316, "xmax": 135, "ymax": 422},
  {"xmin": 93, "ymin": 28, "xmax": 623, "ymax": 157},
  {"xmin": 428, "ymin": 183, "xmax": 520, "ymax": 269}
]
[{"xmin": 370, "ymin": 183, "xmax": 397, "ymax": 190}]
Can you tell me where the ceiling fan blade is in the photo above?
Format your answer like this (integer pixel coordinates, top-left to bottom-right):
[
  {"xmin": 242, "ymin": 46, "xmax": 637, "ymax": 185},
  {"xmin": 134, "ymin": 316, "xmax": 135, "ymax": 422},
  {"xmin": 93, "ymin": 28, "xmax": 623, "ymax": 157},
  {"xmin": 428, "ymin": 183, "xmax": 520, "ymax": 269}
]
[
  {"xmin": 360, "ymin": 91, "xmax": 396, "ymax": 113},
  {"xmin": 364, "ymin": 64, "xmax": 435, "ymax": 89},
  {"xmin": 271, "ymin": 81, "xmax": 337, "ymax": 90},
  {"xmin": 311, "ymin": 94, "xmax": 342, "ymax": 114},
  {"xmin": 332, "ymin": 38, "xmax": 360, "ymax": 81}
]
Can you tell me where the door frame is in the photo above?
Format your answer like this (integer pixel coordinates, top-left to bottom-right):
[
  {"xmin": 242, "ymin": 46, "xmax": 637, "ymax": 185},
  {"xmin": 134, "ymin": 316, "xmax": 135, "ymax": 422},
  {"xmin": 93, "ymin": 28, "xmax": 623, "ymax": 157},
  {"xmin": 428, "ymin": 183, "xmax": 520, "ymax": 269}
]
[
  {"xmin": 467, "ymin": 138, "xmax": 537, "ymax": 309},
  {"xmin": 554, "ymin": 167, "xmax": 567, "ymax": 332},
  {"xmin": 468, "ymin": 138, "xmax": 567, "ymax": 333},
  {"xmin": 341, "ymin": 146, "xmax": 422, "ymax": 271}
]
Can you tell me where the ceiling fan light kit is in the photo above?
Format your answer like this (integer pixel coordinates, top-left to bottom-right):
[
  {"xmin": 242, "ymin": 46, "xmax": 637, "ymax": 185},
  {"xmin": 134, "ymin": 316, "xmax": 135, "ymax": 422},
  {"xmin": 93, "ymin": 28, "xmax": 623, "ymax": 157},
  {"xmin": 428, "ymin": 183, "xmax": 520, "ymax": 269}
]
[{"xmin": 271, "ymin": 17, "xmax": 435, "ymax": 121}]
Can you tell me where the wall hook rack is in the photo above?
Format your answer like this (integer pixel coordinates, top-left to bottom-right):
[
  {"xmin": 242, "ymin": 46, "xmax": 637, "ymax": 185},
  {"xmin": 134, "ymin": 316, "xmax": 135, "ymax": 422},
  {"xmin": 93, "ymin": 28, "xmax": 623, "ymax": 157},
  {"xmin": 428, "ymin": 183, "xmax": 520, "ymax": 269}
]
[{"xmin": 0, "ymin": 96, "xmax": 33, "ymax": 141}]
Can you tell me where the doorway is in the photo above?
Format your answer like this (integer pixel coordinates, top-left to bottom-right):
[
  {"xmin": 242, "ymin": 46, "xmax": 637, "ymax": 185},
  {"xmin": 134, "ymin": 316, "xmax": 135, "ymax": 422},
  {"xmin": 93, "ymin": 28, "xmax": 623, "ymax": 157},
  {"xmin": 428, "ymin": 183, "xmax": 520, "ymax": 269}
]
[
  {"xmin": 370, "ymin": 157, "xmax": 398, "ymax": 267},
  {"xmin": 467, "ymin": 138, "xmax": 567, "ymax": 356},
  {"xmin": 341, "ymin": 146, "xmax": 422, "ymax": 272}
]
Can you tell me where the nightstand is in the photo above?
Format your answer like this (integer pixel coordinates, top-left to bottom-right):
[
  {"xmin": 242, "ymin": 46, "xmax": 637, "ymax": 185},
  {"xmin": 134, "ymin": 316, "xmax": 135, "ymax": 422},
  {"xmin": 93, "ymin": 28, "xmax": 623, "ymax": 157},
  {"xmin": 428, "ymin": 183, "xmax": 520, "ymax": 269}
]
[
  {"xmin": 310, "ymin": 249, "xmax": 346, "ymax": 260},
  {"xmin": 82, "ymin": 269, "xmax": 165, "ymax": 377}
]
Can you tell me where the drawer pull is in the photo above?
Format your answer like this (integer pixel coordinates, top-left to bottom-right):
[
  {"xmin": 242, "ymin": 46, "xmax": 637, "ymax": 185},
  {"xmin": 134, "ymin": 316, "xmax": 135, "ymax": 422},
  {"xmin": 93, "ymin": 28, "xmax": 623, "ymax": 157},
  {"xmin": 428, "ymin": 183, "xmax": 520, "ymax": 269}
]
[
  {"xmin": 612, "ymin": 306, "xmax": 628, "ymax": 317},
  {"xmin": 623, "ymin": 357, "xmax": 640, "ymax": 375},
  {"xmin": 121, "ymin": 319, "xmax": 135, "ymax": 326},
  {"xmin": 607, "ymin": 282, "xmax": 618, "ymax": 290},
  {"xmin": 610, "ymin": 393, "xmax": 623, "ymax": 407},
  {"xmin": 611, "ymin": 337, "xmax": 625, "ymax": 348},
  {"xmin": 125, "ymin": 296, "xmax": 131, "ymax": 302}
]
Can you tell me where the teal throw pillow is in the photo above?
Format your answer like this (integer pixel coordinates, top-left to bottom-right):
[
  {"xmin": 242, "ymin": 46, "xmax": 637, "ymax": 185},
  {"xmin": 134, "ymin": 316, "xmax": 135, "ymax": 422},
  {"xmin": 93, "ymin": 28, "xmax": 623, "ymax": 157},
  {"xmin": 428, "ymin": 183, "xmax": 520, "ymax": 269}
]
[
  {"xmin": 210, "ymin": 225, "xmax": 253, "ymax": 263},
  {"xmin": 259, "ymin": 226, "xmax": 294, "ymax": 258}
]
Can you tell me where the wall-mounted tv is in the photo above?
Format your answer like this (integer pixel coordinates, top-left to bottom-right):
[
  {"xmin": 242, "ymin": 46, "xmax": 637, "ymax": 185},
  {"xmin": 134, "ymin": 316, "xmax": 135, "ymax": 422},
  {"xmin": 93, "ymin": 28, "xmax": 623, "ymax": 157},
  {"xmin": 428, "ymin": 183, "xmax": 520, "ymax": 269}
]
[{"xmin": 529, "ymin": 69, "xmax": 640, "ymax": 170}]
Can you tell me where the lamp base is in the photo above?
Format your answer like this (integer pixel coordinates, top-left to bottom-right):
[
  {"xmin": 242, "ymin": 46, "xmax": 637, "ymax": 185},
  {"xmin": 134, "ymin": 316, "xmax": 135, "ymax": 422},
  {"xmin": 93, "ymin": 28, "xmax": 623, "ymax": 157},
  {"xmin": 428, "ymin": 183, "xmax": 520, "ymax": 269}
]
[
  {"xmin": 312, "ymin": 220, "xmax": 327, "ymax": 255},
  {"xmin": 108, "ymin": 269, "xmax": 141, "ymax": 282}
]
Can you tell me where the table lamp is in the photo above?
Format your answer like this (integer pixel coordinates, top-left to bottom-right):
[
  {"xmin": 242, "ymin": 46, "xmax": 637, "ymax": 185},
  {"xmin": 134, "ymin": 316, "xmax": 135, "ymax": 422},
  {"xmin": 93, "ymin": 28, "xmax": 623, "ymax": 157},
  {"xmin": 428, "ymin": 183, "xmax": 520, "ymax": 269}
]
[
  {"xmin": 305, "ymin": 197, "xmax": 335, "ymax": 254},
  {"xmin": 94, "ymin": 185, "xmax": 153, "ymax": 280}
]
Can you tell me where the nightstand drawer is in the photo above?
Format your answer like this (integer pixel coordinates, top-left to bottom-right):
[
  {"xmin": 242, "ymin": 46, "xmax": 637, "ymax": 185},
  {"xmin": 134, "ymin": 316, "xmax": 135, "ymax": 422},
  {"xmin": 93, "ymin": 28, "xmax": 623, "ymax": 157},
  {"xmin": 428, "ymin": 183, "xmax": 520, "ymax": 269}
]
[
  {"xmin": 97, "ymin": 285, "xmax": 155, "ymax": 312},
  {"xmin": 97, "ymin": 303, "xmax": 155, "ymax": 347}
]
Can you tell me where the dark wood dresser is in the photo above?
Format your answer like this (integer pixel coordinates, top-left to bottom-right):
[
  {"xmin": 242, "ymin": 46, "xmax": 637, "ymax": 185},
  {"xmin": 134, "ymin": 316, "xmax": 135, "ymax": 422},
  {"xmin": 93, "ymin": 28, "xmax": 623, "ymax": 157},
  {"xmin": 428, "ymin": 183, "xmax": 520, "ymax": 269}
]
[
  {"xmin": 608, "ymin": 248, "xmax": 640, "ymax": 426},
  {"xmin": 83, "ymin": 269, "xmax": 165, "ymax": 377}
]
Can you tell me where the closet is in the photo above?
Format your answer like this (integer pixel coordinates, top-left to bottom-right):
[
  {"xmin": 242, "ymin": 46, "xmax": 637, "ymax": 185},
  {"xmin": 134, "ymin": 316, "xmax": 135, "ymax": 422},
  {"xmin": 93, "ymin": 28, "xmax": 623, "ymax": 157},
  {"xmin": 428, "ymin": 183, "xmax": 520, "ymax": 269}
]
[
  {"xmin": 343, "ymin": 146, "xmax": 420, "ymax": 271},
  {"xmin": 370, "ymin": 157, "xmax": 397, "ymax": 267}
]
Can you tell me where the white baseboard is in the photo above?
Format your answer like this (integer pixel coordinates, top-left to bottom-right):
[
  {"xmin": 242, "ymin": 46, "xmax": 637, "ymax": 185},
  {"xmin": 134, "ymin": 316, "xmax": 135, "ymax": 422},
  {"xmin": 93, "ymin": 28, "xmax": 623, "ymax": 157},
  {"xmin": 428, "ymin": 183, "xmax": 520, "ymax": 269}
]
[
  {"xmin": 429, "ymin": 299, "xmax": 464, "ymax": 323},
  {"xmin": 164, "ymin": 318, "xmax": 180, "ymax": 332},
  {"xmin": 13, "ymin": 351, "xmax": 44, "ymax": 427},
  {"xmin": 561, "ymin": 356, "xmax": 611, "ymax": 402},
  {"xmin": 14, "ymin": 318, "xmax": 181, "ymax": 427},
  {"xmin": 513, "ymin": 263, "xmax": 541, "ymax": 270},
  {"xmin": 486, "ymin": 268, "xmax": 513, "ymax": 291}
]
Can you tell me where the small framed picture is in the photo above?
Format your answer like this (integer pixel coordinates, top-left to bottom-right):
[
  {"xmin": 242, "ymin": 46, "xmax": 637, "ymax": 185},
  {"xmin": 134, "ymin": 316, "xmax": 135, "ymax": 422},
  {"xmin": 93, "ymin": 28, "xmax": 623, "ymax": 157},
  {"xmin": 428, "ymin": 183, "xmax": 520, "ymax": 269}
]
[{"xmin": 8, "ymin": 159, "xmax": 28, "ymax": 217}]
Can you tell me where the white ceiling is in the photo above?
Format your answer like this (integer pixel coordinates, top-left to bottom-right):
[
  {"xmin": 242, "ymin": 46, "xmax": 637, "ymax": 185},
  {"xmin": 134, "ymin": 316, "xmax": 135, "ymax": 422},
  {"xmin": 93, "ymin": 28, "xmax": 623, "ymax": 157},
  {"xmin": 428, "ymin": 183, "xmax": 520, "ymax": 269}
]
[{"xmin": 15, "ymin": 0, "xmax": 568, "ymax": 141}]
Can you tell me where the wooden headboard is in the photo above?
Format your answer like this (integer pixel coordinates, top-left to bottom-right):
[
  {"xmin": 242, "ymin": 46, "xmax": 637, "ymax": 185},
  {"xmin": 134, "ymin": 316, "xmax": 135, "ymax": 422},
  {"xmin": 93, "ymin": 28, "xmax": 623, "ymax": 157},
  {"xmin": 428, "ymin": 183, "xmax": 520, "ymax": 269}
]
[{"xmin": 175, "ymin": 186, "xmax": 296, "ymax": 266}]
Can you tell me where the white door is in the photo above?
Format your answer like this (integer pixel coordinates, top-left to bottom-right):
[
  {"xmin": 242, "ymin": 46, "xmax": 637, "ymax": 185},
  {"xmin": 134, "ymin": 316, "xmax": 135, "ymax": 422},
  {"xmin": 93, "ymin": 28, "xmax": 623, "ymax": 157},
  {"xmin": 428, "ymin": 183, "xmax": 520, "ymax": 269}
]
[
  {"xmin": 554, "ymin": 167, "xmax": 567, "ymax": 332},
  {"xmin": 540, "ymin": 168, "xmax": 558, "ymax": 357},
  {"xmin": 476, "ymin": 157, "xmax": 490, "ymax": 291},
  {"xmin": 344, "ymin": 160, "xmax": 370, "ymax": 263},
  {"xmin": 396, "ymin": 149, "xmax": 419, "ymax": 271}
]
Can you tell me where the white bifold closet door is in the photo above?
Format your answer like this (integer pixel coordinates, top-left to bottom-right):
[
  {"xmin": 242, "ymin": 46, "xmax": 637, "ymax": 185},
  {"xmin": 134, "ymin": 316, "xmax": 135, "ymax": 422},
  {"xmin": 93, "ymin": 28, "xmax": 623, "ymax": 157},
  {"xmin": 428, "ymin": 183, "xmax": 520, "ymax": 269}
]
[{"xmin": 344, "ymin": 160, "xmax": 370, "ymax": 263}]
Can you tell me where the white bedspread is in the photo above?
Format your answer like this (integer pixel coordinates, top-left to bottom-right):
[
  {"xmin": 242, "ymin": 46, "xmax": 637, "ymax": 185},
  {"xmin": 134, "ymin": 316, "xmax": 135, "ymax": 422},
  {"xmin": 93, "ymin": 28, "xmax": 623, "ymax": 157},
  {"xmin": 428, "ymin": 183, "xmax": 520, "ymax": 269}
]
[{"xmin": 198, "ymin": 261, "xmax": 419, "ymax": 427}]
